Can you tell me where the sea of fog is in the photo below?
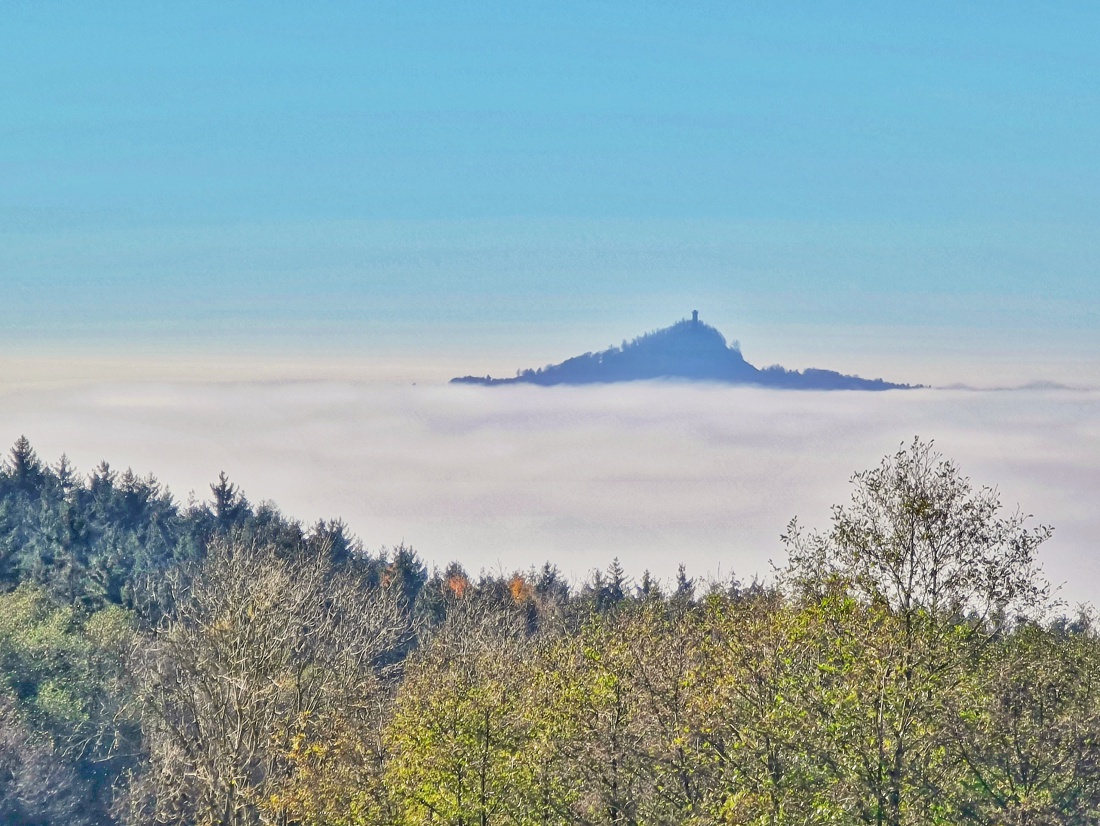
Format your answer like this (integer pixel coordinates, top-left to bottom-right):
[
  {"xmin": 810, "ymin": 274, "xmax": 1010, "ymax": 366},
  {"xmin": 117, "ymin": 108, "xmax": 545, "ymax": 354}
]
[{"xmin": 2, "ymin": 381, "xmax": 1098, "ymax": 607}]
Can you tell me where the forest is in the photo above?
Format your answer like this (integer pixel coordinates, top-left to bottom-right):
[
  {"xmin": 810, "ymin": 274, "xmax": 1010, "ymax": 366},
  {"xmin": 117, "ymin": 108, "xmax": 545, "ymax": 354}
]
[{"xmin": 0, "ymin": 435, "xmax": 1097, "ymax": 826}]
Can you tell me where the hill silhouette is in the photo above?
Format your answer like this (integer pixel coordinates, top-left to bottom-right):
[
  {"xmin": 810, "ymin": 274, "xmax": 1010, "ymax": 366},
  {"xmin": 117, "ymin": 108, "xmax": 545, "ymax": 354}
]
[{"xmin": 452, "ymin": 312, "xmax": 917, "ymax": 390}]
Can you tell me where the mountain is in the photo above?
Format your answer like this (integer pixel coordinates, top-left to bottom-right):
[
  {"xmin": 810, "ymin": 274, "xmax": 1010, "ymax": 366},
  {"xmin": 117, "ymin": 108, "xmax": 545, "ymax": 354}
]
[{"xmin": 451, "ymin": 312, "xmax": 918, "ymax": 390}]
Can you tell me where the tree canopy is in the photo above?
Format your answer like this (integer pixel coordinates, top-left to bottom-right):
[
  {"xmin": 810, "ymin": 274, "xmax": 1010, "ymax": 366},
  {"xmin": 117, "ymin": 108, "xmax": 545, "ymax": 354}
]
[{"xmin": 0, "ymin": 436, "xmax": 1094, "ymax": 826}]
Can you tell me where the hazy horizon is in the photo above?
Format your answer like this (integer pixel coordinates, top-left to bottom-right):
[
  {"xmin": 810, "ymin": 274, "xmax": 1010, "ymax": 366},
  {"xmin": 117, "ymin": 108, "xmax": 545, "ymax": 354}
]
[{"xmin": 3, "ymin": 310, "xmax": 1098, "ymax": 392}]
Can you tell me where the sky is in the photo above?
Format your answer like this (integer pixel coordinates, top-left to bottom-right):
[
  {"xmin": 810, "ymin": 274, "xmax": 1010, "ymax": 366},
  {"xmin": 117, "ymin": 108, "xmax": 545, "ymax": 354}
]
[
  {"xmin": 2, "ymin": 2, "xmax": 1099, "ymax": 385},
  {"xmin": 2, "ymin": 4, "xmax": 1099, "ymax": 599}
]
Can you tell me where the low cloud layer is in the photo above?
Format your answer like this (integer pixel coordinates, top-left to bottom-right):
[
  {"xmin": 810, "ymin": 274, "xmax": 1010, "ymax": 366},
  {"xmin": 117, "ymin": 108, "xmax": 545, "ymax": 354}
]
[{"xmin": 2, "ymin": 381, "xmax": 1097, "ymax": 606}]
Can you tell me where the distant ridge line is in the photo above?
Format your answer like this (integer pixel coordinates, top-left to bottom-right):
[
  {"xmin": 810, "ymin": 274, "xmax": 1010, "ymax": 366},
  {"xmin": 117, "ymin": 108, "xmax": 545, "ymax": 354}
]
[{"xmin": 451, "ymin": 313, "xmax": 920, "ymax": 390}]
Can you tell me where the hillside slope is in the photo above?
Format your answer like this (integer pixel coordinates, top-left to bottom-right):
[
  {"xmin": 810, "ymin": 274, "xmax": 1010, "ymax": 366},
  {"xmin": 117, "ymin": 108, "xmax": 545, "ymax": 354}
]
[{"xmin": 452, "ymin": 313, "xmax": 917, "ymax": 390}]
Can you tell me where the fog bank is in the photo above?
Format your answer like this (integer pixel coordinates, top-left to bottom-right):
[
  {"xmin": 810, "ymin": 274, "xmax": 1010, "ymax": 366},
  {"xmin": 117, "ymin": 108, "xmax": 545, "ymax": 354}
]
[{"xmin": 2, "ymin": 381, "xmax": 1097, "ymax": 606}]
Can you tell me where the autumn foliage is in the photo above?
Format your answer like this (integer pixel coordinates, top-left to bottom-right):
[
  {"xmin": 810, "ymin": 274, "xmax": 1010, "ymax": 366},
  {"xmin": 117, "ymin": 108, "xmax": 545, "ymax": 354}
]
[{"xmin": 1, "ymin": 438, "xmax": 1098, "ymax": 826}]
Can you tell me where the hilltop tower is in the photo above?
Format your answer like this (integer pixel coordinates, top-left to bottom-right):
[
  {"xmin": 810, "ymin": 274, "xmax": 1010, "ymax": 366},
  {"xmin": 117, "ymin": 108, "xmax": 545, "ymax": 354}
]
[{"xmin": 692, "ymin": 309, "xmax": 699, "ymax": 325}]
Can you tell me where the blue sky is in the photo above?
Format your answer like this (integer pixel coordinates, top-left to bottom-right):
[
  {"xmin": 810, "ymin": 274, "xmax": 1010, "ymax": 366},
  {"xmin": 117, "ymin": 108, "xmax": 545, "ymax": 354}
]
[{"xmin": 2, "ymin": 2, "xmax": 1098, "ymax": 383}]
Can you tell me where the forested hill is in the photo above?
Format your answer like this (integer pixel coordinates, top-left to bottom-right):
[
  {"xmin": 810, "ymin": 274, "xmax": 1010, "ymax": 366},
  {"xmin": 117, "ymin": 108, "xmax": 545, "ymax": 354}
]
[
  {"xmin": 452, "ymin": 313, "xmax": 917, "ymax": 389},
  {"xmin": 1, "ymin": 436, "xmax": 1097, "ymax": 826}
]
